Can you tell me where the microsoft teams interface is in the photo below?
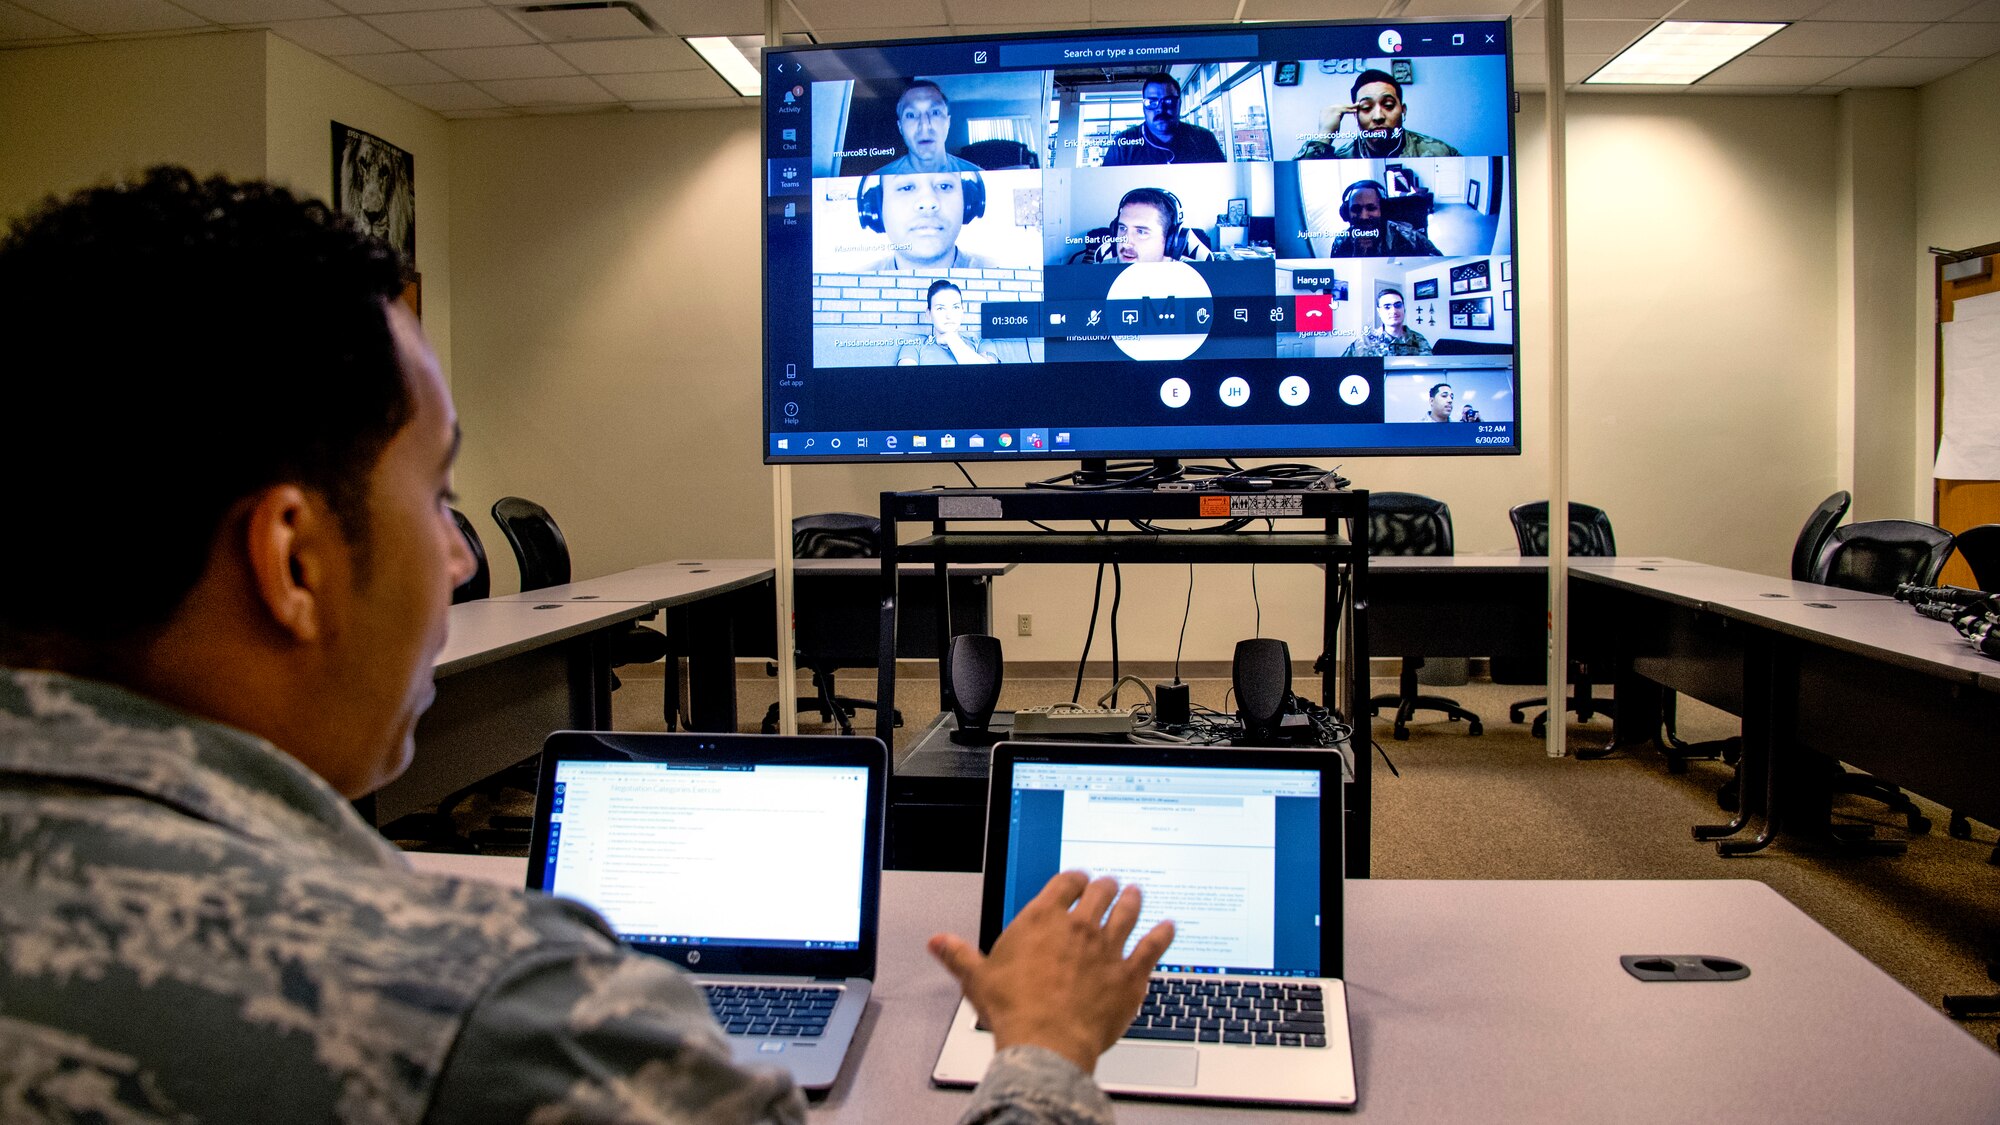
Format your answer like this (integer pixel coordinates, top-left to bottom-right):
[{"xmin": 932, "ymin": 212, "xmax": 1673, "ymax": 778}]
[
  {"xmin": 1001, "ymin": 763, "xmax": 1323, "ymax": 977},
  {"xmin": 540, "ymin": 761, "xmax": 868, "ymax": 950},
  {"xmin": 764, "ymin": 20, "xmax": 1518, "ymax": 463}
]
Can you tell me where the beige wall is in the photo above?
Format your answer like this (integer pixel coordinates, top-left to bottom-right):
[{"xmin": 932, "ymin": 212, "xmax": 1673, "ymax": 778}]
[
  {"xmin": 0, "ymin": 33, "xmax": 266, "ymax": 220},
  {"xmin": 1914, "ymin": 54, "xmax": 2000, "ymax": 516}
]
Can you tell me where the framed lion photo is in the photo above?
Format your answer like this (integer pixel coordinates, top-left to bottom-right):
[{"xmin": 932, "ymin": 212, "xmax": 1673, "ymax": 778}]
[{"xmin": 331, "ymin": 121, "xmax": 415, "ymax": 265}]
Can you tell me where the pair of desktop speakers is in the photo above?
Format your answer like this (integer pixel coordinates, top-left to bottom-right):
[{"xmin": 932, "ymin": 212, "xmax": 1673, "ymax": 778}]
[{"xmin": 943, "ymin": 634, "xmax": 1296, "ymax": 746}]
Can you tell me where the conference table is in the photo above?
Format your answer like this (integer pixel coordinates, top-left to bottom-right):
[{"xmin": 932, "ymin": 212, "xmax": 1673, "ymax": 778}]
[{"xmin": 408, "ymin": 853, "xmax": 2000, "ymax": 1121}]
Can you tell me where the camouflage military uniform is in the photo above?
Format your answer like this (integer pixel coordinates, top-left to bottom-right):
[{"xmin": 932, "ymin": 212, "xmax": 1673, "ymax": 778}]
[
  {"xmin": 1341, "ymin": 326, "xmax": 1432, "ymax": 358},
  {"xmin": 0, "ymin": 669, "xmax": 1114, "ymax": 1124}
]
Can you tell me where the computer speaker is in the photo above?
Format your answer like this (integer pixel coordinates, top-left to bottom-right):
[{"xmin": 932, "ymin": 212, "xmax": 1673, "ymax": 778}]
[
  {"xmin": 1233, "ymin": 638, "xmax": 1293, "ymax": 746},
  {"xmin": 947, "ymin": 633, "xmax": 1005, "ymax": 746}
]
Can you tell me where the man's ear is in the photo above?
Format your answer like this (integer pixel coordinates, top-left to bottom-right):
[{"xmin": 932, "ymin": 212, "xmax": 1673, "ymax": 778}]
[{"xmin": 243, "ymin": 484, "xmax": 341, "ymax": 644}]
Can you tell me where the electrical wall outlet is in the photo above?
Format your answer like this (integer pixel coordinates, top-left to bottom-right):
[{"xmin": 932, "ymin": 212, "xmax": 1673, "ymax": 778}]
[{"xmin": 1016, "ymin": 614, "xmax": 1033, "ymax": 636}]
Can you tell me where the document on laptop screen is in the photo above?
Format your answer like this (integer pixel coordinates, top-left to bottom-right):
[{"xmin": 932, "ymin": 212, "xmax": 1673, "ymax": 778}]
[{"xmin": 545, "ymin": 762, "xmax": 867, "ymax": 949}]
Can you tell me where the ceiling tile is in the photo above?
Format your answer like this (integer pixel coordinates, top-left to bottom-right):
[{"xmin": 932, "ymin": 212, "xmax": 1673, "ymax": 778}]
[
  {"xmin": 392, "ymin": 79, "xmax": 503, "ymax": 111},
  {"xmin": 1701, "ymin": 53, "xmax": 1856, "ymax": 84},
  {"xmin": 362, "ymin": 7, "xmax": 531, "ymax": 50},
  {"xmin": 1800, "ymin": 84, "xmax": 1847, "ymax": 95},
  {"xmin": 950, "ymin": 23, "xmax": 1093, "ymax": 35},
  {"xmin": 594, "ymin": 68, "xmax": 733, "ymax": 99},
  {"xmin": 1231, "ymin": 0, "xmax": 1381, "ymax": 17},
  {"xmin": 1825, "ymin": 54, "xmax": 1980, "ymax": 85},
  {"xmin": 263, "ymin": 15, "xmax": 403, "ymax": 54},
  {"xmin": 329, "ymin": 0, "xmax": 471, "ymax": 11},
  {"xmin": 341, "ymin": 49, "xmax": 456, "ymax": 83},
  {"xmin": 1510, "ymin": 52, "xmax": 1613, "ymax": 86},
  {"xmin": 176, "ymin": 0, "xmax": 338, "ymax": 21},
  {"xmin": 1881, "ymin": 21, "xmax": 2000, "ymax": 55},
  {"xmin": 1948, "ymin": 0, "xmax": 2000, "ymax": 19},
  {"xmin": 797, "ymin": 0, "xmax": 947, "ymax": 29},
  {"xmin": 821, "ymin": 25, "xmax": 950, "ymax": 42},
  {"xmin": 424, "ymin": 43, "xmax": 574, "ymax": 79},
  {"xmin": 1751, "ymin": 20, "xmax": 1921, "ymax": 55},
  {"xmin": 1810, "ymin": 0, "xmax": 1971, "ymax": 18},
  {"xmin": 1513, "ymin": 18, "xmax": 1654, "ymax": 53},
  {"xmin": 1549, "ymin": 0, "xmax": 1675, "ymax": 16},
  {"xmin": 656, "ymin": 0, "xmax": 759, "ymax": 37},
  {"xmin": 549, "ymin": 36, "xmax": 699, "ymax": 72},
  {"xmin": 628, "ymin": 96, "xmax": 750, "ymax": 110},
  {"xmin": 438, "ymin": 106, "xmax": 517, "ymax": 118},
  {"xmin": 943, "ymin": 0, "xmax": 1077, "ymax": 21},
  {"xmin": 1665, "ymin": 0, "xmax": 1823, "ymax": 17},
  {"xmin": 0, "ymin": 1, "xmax": 72, "ymax": 38},
  {"xmin": 477, "ymin": 74, "xmax": 617, "ymax": 104},
  {"xmin": 1088, "ymin": 0, "xmax": 1236, "ymax": 22},
  {"xmin": 1688, "ymin": 83, "xmax": 1807, "ymax": 94},
  {"xmin": 13, "ymin": 0, "xmax": 203, "ymax": 34}
]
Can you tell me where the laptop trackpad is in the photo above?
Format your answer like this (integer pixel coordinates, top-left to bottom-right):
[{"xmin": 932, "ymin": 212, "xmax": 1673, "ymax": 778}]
[{"xmin": 1096, "ymin": 1044, "xmax": 1199, "ymax": 1088}]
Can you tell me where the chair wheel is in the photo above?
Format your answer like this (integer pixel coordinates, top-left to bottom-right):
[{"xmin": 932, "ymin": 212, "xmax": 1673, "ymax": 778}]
[
  {"xmin": 1467, "ymin": 721, "xmax": 1483, "ymax": 737},
  {"xmin": 1666, "ymin": 755, "xmax": 1688, "ymax": 775},
  {"xmin": 1909, "ymin": 814, "xmax": 1932, "ymax": 835},
  {"xmin": 1393, "ymin": 725, "xmax": 1410, "ymax": 741},
  {"xmin": 1950, "ymin": 813, "xmax": 1973, "ymax": 839},
  {"xmin": 1716, "ymin": 779, "xmax": 1739, "ymax": 813},
  {"xmin": 1509, "ymin": 706, "xmax": 1527, "ymax": 723},
  {"xmin": 1530, "ymin": 715, "xmax": 1547, "ymax": 740}
]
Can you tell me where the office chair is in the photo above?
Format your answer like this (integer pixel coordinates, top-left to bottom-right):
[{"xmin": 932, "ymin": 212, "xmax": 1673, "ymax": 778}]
[
  {"xmin": 1805, "ymin": 519, "xmax": 1956, "ymax": 844},
  {"xmin": 1499, "ymin": 501, "xmax": 1617, "ymax": 738},
  {"xmin": 1366, "ymin": 492, "xmax": 1482, "ymax": 740},
  {"xmin": 490, "ymin": 496, "xmax": 675, "ymax": 716},
  {"xmin": 958, "ymin": 139, "xmax": 1040, "ymax": 170},
  {"xmin": 449, "ymin": 507, "xmax": 491, "ymax": 604},
  {"xmin": 1942, "ymin": 523, "xmax": 2000, "ymax": 855},
  {"xmin": 761, "ymin": 512, "xmax": 903, "ymax": 736},
  {"xmin": 1665, "ymin": 491, "xmax": 1850, "ymax": 772}
]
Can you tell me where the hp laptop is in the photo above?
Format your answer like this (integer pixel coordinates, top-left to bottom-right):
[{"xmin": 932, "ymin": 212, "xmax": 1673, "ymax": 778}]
[
  {"xmin": 527, "ymin": 730, "xmax": 886, "ymax": 1092},
  {"xmin": 933, "ymin": 741, "xmax": 1356, "ymax": 1109}
]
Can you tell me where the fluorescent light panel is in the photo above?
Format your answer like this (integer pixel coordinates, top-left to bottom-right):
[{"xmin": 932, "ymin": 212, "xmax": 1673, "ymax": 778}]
[
  {"xmin": 1585, "ymin": 21, "xmax": 1787, "ymax": 86},
  {"xmin": 688, "ymin": 35, "xmax": 763, "ymax": 97}
]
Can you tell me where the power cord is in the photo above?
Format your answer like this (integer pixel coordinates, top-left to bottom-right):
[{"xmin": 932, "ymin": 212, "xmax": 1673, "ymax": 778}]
[
  {"xmin": 1175, "ymin": 563, "xmax": 1194, "ymax": 685},
  {"xmin": 1072, "ymin": 556, "xmax": 1106, "ymax": 704}
]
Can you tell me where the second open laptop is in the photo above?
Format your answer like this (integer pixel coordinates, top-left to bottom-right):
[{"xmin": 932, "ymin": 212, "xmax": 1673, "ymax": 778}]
[
  {"xmin": 526, "ymin": 730, "xmax": 886, "ymax": 1092},
  {"xmin": 933, "ymin": 741, "xmax": 1356, "ymax": 1109}
]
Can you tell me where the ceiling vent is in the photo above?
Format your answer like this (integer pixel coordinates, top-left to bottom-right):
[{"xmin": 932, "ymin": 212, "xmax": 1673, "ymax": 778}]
[{"xmin": 512, "ymin": 2, "xmax": 660, "ymax": 41}]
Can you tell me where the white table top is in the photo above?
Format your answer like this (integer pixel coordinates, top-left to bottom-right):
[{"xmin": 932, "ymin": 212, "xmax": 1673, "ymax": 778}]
[
  {"xmin": 488, "ymin": 564, "xmax": 772, "ymax": 607},
  {"xmin": 1359, "ymin": 556, "xmax": 1699, "ymax": 573},
  {"xmin": 404, "ymin": 855, "xmax": 2000, "ymax": 1122},
  {"xmin": 640, "ymin": 557, "xmax": 1014, "ymax": 577},
  {"xmin": 1571, "ymin": 562, "xmax": 1887, "ymax": 609},
  {"xmin": 434, "ymin": 600, "xmax": 658, "ymax": 677},
  {"xmin": 1708, "ymin": 595, "xmax": 2000, "ymax": 687}
]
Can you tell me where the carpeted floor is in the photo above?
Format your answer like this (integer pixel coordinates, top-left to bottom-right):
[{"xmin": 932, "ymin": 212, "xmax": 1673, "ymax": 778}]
[{"xmin": 405, "ymin": 664, "xmax": 2000, "ymax": 1054}]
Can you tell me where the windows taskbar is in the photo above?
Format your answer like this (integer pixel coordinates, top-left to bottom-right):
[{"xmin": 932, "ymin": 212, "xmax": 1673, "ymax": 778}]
[{"xmin": 768, "ymin": 421, "xmax": 1516, "ymax": 458}]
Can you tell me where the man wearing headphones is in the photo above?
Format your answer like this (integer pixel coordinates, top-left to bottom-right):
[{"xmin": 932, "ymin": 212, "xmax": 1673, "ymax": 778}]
[
  {"xmin": 1296, "ymin": 69, "xmax": 1462, "ymax": 159},
  {"xmin": 1100, "ymin": 74, "xmax": 1226, "ymax": 166},
  {"xmin": 1326, "ymin": 180, "xmax": 1440, "ymax": 258},
  {"xmin": 858, "ymin": 170, "xmax": 990, "ymax": 272},
  {"xmin": 1099, "ymin": 188, "xmax": 1211, "ymax": 264},
  {"xmin": 1342, "ymin": 288, "xmax": 1430, "ymax": 357},
  {"xmin": 878, "ymin": 81, "xmax": 981, "ymax": 175}
]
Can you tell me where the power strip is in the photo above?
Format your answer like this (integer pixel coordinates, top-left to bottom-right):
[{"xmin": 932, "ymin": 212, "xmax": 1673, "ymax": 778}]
[{"xmin": 1011, "ymin": 706, "xmax": 1136, "ymax": 736}]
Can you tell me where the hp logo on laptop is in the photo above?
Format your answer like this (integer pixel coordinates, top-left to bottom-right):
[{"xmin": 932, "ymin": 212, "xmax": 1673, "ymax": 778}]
[{"xmin": 688, "ymin": 950, "xmax": 701, "ymax": 965}]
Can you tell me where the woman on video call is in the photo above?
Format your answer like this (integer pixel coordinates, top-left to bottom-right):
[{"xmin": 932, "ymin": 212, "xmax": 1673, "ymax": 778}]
[{"xmin": 897, "ymin": 279, "xmax": 1000, "ymax": 365}]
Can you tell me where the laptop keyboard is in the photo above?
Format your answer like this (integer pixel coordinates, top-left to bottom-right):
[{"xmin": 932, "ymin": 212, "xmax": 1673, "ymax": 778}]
[
  {"xmin": 702, "ymin": 984, "xmax": 840, "ymax": 1037},
  {"xmin": 976, "ymin": 978, "xmax": 1328, "ymax": 1048},
  {"xmin": 1127, "ymin": 978, "xmax": 1327, "ymax": 1047}
]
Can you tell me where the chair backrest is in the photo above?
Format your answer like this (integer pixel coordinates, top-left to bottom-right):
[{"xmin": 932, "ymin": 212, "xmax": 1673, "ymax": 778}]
[
  {"xmin": 491, "ymin": 496, "xmax": 572, "ymax": 591},
  {"xmin": 1951, "ymin": 523, "xmax": 2000, "ymax": 593},
  {"xmin": 1368, "ymin": 492, "xmax": 1454, "ymax": 557},
  {"xmin": 1509, "ymin": 500, "xmax": 1616, "ymax": 558},
  {"xmin": 1789, "ymin": 490, "xmax": 1851, "ymax": 581},
  {"xmin": 449, "ymin": 507, "xmax": 490, "ymax": 603},
  {"xmin": 1812, "ymin": 519, "xmax": 1955, "ymax": 593},
  {"xmin": 793, "ymin": 512, "xmax": 881, "ymax": 559}
]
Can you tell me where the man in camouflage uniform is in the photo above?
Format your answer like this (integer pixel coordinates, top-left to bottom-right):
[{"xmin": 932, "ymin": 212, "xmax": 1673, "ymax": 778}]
[
  {"xmin": 0, "ymin": 168, "xmax": 1172, "ymax": 1123},
  {"xmin": 1342, "ymin": 288, "xmax": 1432, "ymax": 358}
]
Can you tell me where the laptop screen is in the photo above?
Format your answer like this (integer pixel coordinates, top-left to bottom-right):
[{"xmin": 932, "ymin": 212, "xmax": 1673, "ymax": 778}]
[
  {"xmin": 539, "ymin": 759, "xmax": 870, "ymax": 952},
  {"xmin": 999, "ymin": 761, "xmax": 1323, "ymax": 978}
]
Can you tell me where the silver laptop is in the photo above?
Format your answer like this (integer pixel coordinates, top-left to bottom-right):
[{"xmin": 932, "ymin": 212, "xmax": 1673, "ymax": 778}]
[
  {"xmin": 527, "ymin": 730, "xmax": 885, "ymax": 1092},
  {"xmin": 933, "ymin": 742, "xmax": 1356, "ymax": 1109}
]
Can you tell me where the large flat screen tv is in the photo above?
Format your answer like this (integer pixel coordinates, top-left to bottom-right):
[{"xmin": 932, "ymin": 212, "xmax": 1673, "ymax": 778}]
[{"xmin": 763, "ymin": 18, "xmax": 1518, "ymax": 465}]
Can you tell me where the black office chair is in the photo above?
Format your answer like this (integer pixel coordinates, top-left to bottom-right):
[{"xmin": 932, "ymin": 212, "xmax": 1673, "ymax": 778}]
[
  {"xmin": 761, "ymin": 513, "xmax": 903, "ymax": 736},
  {"xmin": 1366, "ymin": 492, "xmax": 1482, "ymax": 740},
  {"xmin": 1952, "ymin": 523, "xmax": 2000, "ymax": 594},
  {"xmin": 490, "ymin": 496, "xmax": 675, "ymax": 717},
  {"xmin": 1807, "ymin": 519, "xmax": 1956, "ymax": 842},
  {"xmin": 958, "ymin": 139, "xmax": 1040, "ymax": 170},
  {"xmin": 1666, "ymin": 491, "xmax": 1850, "ymax": 772},
  {"xmin": 449, "ymin": 508, "xmax": 491, "ymax": 604},
  {"xmin": 1500, "ymin": 501, "xmax": 1617, "ymax": 738}
]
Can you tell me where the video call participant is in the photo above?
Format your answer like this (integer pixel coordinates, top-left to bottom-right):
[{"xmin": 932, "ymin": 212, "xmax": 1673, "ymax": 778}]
[
  {"xmin": 1326, "ymin": 179, "xmax": 1440, "ymax": 258},
  {"xmin": 1295, "ymin": 69, "xmax": 1462, "ymax": 159},
  {"xmin": 1342, "ymin": 288, "xmax": 1431, "ymax": 357},
  {"xmin": 1424, "ymin": 381, "xmax": 1455, "ymax": 421},
  {"xmin": 1097, "ymin": 187, "xmax": 1212, "ymax": 264},
  {"xmin": 898, "ymin": 279, "xmax": 1000, "ymax": 365},
  {"xmin": 0, "ymin": 166, "xmax": 1173, "ymax": 1124},
  {"xmin": 877, "ymin": 80, "xmax": 981, "ymax": 175},
  {"xmin": 1101, "ymin": 73, "xmax": 1226, "ymax": 166},
  {"xmin": 858, "ymin": 169, "xmax": 990, "ymax": 271}
]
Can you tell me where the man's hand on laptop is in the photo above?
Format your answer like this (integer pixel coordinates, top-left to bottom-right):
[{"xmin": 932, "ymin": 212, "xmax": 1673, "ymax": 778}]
[{"xmin": 929, "ymin": 870, "xmax": 1175, "ymax": 1075}]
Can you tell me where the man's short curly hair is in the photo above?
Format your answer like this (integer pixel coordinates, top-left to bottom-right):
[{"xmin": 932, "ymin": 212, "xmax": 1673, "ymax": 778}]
[{"xmin": 0, "ymin": 166, "xmax": 412, "ymax": 656}]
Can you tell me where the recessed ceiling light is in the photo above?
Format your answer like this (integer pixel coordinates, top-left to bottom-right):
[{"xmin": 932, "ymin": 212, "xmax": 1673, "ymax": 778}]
[
  {"xmin": 688, "ymin": 35, "xmax": 764, "ymax": 97},
  {"xmin": 1585, "ymin": 21, "xmax": 1787, "ymax": 86}
]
